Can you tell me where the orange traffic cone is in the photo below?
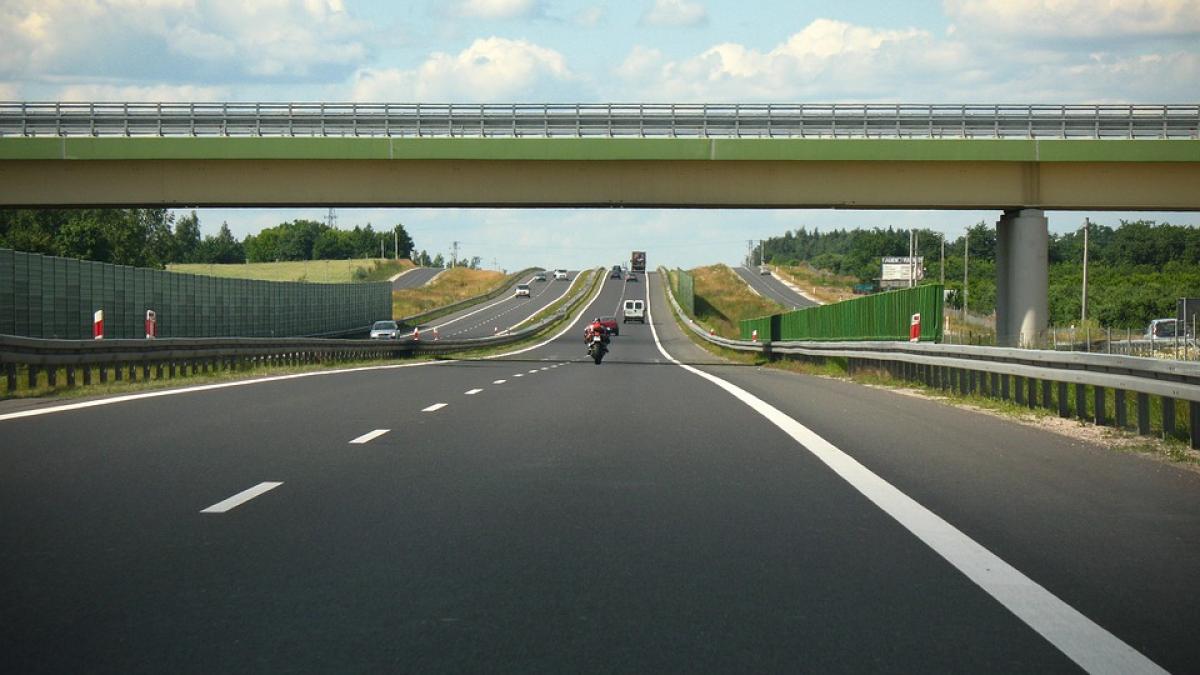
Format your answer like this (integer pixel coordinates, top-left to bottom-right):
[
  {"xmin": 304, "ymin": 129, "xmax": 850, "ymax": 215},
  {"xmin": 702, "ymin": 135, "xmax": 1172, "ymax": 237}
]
[{"xmin": 412, "ymin": 327, "xmax": 420, "ymax": 341}]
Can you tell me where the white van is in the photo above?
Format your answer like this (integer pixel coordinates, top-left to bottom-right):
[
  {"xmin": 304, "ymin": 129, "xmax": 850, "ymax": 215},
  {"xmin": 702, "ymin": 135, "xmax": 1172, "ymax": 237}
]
[{"xmin": 622, "ymin": 299, "xmax": 645, "ymax": 323}]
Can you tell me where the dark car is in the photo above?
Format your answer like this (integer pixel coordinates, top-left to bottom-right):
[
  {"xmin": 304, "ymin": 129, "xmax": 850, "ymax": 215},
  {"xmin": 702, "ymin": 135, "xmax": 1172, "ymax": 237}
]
[
  {"xmin": 610, "ymin": 265, "xmax": 623, "ymax": 279},
  {"xmin": 625, "ymin": 272, "xmax": 638, "ymax": 283},
  {"xmin": 599, "ymin": 315, "xmax": 619, "ymax": 336}
]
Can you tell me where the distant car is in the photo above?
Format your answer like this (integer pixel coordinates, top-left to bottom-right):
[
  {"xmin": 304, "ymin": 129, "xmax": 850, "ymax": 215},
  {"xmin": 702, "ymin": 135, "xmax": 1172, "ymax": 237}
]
[
  {"xmin": 515, "ymin": 283, "xmax": 531, "ymax": 297},
  {"xmin": 623, "ymin": 300, "xmax": 645, "ymax": 323},
  {"xmin": 625, "ymin": 272, "xmax": 638, "ymax": 283},
  {"xmin": 759, "ymin": 266, "xmax": 771, "ymax": 275},
  {"xmin": 369, "ymin": 320, "xmax": 399, "ymax": 340},
  {"xmin": 532, "ymin": 272, "xmax": 547, "ymax": 282},
  {"xmin": 554, "ymin": 269, "xmax": 569, "ymax": 280},
  {"xmin": 1145, "ymin": 318, "xmax": 1177, "ymax": 339},
  {"xmin": 610, "ymin": 266, "xmax": 623, "ymax": 279},
  {"xmin": 599, "ymin": 315, "xmax": 619, "ymax": 336}
]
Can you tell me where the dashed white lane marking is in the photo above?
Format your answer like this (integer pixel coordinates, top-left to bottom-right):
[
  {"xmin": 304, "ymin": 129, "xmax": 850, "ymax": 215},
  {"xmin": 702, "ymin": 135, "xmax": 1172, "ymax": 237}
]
[
  {"xmin": 422, "ymin": 403, "xmax": 448, "ymax": 412},
  {"xmin": 349, "ymin": 429, "xmax": 390, "ymax": 444},
  {"xmin": 514, "ymin": 373, "xmax": 524, "ymax": 377},
  {"xmin": 465, "ymin": 388, "xmax": 483, "ymax": 395},
  {"xmin": 527, "ymin": 369, "xmax": 539, "ymax": 374},
  {"xmin": 539, "ymin": 367, "xmax": 549, "ymax": 371},
  {"xmin": 493, "ymin": 379, "xmax": 507, "ymax": 384},
  {"xmin": 200, "ymin": 482, "xmax": 283, "ymax": 513},
  {"xmin": 645, "ymin": 276, "xmax": 1166, "ymax": 675}
]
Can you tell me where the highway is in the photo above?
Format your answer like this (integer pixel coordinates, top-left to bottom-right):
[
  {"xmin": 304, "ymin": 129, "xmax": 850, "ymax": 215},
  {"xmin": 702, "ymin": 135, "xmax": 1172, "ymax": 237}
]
[
  {"xmin": 2, "ymin": 271, "xmax": 1198, "ymax": 673},
  {"xmin": 421, "ymin": 271, "xmax": 580, "ymax": 339},
  {"xmin": 735, "ymin": 265, "xmax": 819, "ymax": 310},
  {"xmin": 391, "ymin": 266, "xmax": 442, "ymax": 290}
]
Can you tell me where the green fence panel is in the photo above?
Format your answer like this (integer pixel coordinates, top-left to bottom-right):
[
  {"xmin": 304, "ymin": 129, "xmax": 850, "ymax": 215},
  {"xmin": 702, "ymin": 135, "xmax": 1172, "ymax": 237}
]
[
  {"xmin": 674, "ymin": 268, "xmax": 696, "ymax": 317},
  {"xmin": 742, "ymin": 284, "xmax": 944, "ymax": 342},
  {"xmin": 0, "ymin": 248, "xmax": 393, "ymax": 339}
]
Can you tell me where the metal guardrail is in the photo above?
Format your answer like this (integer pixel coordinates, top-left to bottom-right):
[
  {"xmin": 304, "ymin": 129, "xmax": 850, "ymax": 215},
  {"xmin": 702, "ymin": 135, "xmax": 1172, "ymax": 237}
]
[
  {"xmin": 659, "ymin": 268, "xmax": 1200, "ymax": 449},
  {"xmin": 0, "ymin": 266, "xmax": 605, "ymax": 396},
  {"xmin": 2, "ymin": 102, "xmax": 1198, "ymax": 139}
]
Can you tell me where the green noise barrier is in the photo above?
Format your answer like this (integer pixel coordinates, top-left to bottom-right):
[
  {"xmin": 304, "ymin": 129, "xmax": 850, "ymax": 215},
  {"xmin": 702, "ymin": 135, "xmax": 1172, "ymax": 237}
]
[
  {"xmin": 0, "ymin": 248, "xmax": 391, "ymax": 339},
  {"xmin": 673, "ymin": 268, "xmax": 696, "ymax": 317},
  {"xmin": 740, "ymin": 284, "xmax": 944, "ymax": 342}
]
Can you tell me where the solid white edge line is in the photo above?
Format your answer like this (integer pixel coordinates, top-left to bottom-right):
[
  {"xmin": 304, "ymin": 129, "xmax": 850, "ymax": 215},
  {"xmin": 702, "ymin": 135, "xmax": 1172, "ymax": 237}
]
[
  {"xmin": 643, "ymin": 274, "xmax": 1165, "ymax": 675},
  {"xmin": 0, "ymin": 359, "xmax": 452, "ymax": 423},
  {"xmin": 465, "ymin": 388, "xmax": 483, "ymax": 395},
  {"xmin": 200, "ymin": 481, "xmax": 283, "ymax": 513},
  {"xmin": 422, "ymin": 403, "xmax": 447, "ymax": 412},
  {"xmin": 349, "ymin": 429, "xmax": 390, "ymax": 444}
]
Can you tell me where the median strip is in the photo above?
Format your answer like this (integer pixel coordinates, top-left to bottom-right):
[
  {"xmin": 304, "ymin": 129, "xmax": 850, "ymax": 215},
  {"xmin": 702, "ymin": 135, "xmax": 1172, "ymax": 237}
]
[{"xmin": 200, "ymin": 481, "xmax": 283, "ymax": 513}]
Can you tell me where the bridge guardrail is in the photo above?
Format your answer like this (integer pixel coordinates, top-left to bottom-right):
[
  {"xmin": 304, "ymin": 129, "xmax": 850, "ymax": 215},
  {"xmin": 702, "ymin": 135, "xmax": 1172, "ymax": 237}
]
[
  {"xmin": 3, "ymin": 102, "xmax": 1197, "ymax": 139},
  {"xmin": 659, "ymin": 268, "xmax": 1200, "ymax": 449},
  {"xmin": 0, "ymin": 267, "xmax": 604, "ymax": 397}
]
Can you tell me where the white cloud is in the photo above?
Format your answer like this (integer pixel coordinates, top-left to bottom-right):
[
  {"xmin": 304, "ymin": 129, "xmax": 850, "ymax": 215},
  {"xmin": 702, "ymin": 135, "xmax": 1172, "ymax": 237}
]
[
  {"xmin": 0, "ymin": 82, "xmax": 21, "ymax": 99},
  {"xmin": 353, "ymin": 37, "xmax": 572, "ymax": 102},
  {"xmin": 0, "ymin": 0, "xmax": 370, "ymax": 84},
  {"xmin": 640, "ymin": 0, "xmax": 708, "ymax": 27},
  {"xmin": 944, "ymin": 0, "xmax": 1200, "ymax": 39},
  {"xmin": 446, "ymin": 0, "xmax": 542, "ymax": 20}
]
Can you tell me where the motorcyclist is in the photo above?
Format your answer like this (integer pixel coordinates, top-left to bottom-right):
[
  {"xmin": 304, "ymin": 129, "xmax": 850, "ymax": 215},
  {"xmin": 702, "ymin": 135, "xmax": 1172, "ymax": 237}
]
[{"xmin": 584, "ymin": 317, "xmax": 610, "ymax": 349}]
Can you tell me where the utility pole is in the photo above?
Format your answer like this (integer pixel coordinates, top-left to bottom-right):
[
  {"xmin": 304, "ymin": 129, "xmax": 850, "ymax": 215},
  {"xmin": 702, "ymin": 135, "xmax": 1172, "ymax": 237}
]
[
  {"xmin": 747, "ymin": 240, "xmax": 755, "ymax": 267},
  {"xmin": 760, "ymin": 240, "xmax": 765, "ymax": 267},
  {"xmin": 380, "ymin": 238, "xmax": 384, "ymax": 259},
  {"xmin": 963, "ymin": 227, "xmax": 969, "ymax": 321},
  {"xmin": 393, "ymin": 229, "xmax": 398, "ymax": 260},
  {"xmin": 1081, "ymin": 218, "xmax": 1090, "ymax": 324},
  {"xmin": 325, "ymin": 208, "xmax": 337, "ymax": 229},
  {"xmin": 940, "ymin": 234, "xmax": 945, "ymax": 286},
  {"xmin": 451, "ymin": 241, "xmax": 460, "ymax": 268}
]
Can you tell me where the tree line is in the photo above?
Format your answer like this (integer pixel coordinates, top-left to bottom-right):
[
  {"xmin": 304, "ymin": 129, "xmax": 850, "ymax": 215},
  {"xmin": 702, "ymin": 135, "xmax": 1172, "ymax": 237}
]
[
  {"xmin": 757, "ymin": 219, "xmax": 1200, "ymax": 328},
  {"xmin": 0, "ymin": 209, "xmax": 417, "ymax": 268}
]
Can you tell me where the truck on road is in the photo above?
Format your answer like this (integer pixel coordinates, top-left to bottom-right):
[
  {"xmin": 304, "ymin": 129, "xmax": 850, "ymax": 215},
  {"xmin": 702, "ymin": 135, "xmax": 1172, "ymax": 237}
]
[{"xmin": 631, "ymin": 251, "xmax": 646, "ymax": 273}]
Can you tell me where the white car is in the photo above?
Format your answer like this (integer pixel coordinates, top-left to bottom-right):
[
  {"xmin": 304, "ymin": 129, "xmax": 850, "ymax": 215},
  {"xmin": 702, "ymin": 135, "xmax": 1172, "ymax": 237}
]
[
  {"xmin": 759, "ymin": 266, "xmax": 771, "ymax": 275},
  {"xmin": 553, "ymin": 269, "xmax": 569, "ymax": 280},
  {"xmin": 515, "ymin": 283, "xmax": 531, "ymax": 297},
  {"xmin": 369, "ymin": 320, "xmax": 399, "ymax": 339}
]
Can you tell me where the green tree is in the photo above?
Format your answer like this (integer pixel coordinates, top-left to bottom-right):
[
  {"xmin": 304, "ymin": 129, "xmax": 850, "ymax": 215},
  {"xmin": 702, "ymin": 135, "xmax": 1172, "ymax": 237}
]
[{"xmin": 175, "ymin": 212, "xmax": 202, "ymax": 263}]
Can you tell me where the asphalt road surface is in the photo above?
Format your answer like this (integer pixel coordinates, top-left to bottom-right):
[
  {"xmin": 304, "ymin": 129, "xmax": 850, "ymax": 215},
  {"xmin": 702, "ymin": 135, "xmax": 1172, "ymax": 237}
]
[
  {"xmin": 420, "ymin": 271, "xmax": 580, "ymax": 339},
  {"xmin": 2, "ymin": 272, "xmax": 1197, "ymax": 673},
  {"xmin": 391, "ymin": 266, "xmax": 442, "ymax": 290},
  {"xmin": 735, "ymin": 265, "xmax": 819, "ymax": 310}
]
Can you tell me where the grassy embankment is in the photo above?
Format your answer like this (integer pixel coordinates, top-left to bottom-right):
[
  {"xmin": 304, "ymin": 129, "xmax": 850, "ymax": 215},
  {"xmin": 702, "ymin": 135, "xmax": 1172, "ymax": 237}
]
[
  {"xmin": 168, "ymin": 258, "xmax": 413, "ymax": 283},
  {"xmin": 771, "ymin": 263, "xmax": 857, "ymax": 304},
  {"xmin": 690, "ymin": 264, "xmax": 786, "ymax": 339},
  {"xmin": 392, "ymin": 267, "xmax": 507, "ymax": 320}
]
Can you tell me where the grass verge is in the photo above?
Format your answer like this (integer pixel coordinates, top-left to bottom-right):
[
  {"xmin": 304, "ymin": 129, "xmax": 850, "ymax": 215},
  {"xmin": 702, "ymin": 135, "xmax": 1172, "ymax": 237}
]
[
  {"xmin": 392, "ymin": 267, "xmax": 508, "ymax": 320},
  {"xmin": 691, "ymin": 264, "xmax": 786, "ymax": 338},
  {"xmin": 168, "ymin": 258, "xmax": 413, "ymax": 283}
]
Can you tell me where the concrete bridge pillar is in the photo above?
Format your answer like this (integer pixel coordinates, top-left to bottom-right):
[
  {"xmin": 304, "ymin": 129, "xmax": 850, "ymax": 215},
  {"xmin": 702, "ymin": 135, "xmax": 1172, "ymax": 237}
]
[{"xmin": 995, "ymin": 209, "xmax": 1049, "ymax": 347}]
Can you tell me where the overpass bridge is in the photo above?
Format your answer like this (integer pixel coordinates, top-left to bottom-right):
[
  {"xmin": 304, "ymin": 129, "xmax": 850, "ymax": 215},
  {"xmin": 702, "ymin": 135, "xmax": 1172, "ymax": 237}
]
[{"xmin": 2, "ymin": 102, "xmax": 1198, "ymax": 345}]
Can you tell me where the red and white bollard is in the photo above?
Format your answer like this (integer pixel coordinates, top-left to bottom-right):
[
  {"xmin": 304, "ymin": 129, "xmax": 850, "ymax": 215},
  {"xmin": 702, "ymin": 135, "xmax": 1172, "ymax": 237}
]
[
  {"xmin": 433, "ymin": 327, "xmax": 440, "ymax": 341},
  {"xmin": 494, "ymin": 326, "xmax": 499, "ymax": 334},
  {"xmin": 412, "ymin": 327, "xmax": 420, "ymax": 341},
  {"xmin": 909, "ymin": 313, "xmax": 922, "ymax": 342},
  {"xmin": 144, "ymin": 309, "xmax": 157, "ymax": 339},
  {"xmin": 751, "ymin": 328, "xmax": 758, "ymax": 342},
  {"xmin": 93, "ymin": 309, "xmax": 104, "ymax": 340}
]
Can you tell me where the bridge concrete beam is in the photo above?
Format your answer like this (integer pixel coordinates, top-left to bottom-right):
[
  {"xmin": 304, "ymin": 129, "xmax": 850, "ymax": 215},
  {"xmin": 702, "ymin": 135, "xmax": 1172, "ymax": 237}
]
[
  {"xmin": 995, "ymin": 209, "xmax": 1049, "ymax": 347},
  {"xmin": 2, "ymin": 158, "xmax": 1199, "ymax": 209}
]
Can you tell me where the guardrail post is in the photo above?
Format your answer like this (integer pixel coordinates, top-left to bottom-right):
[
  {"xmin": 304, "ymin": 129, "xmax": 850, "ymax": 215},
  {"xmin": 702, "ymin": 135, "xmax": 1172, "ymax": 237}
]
[
  {"xmin": 5, "ymin": 363, "xmax": 15, "ymax": 393},
  {"xmin": 67, "ymin": 367, "xmax": 75, "ymax": 387},
  {"xmin": 156, "ymin": 362, "xmax": 163, "ymax": 379},
  {"xmin": 1026, "ymin": 377, "xmax": 1037, "ymax": 408},
  {"xmin": 142, "ymin": 364, "xmax": 150, "ymax": 381},
  {"xmin": 99, "ymin": 365, "xmax": 108, "ymax": 384},
  {"xmin": 1137, "ymin": 393, "xmax": 1151, "ymax": 434},
  {"xmin": 127, "ymin": 364, "xmax": 136, "ymax": 382},
  {"xmin": 1057, "ymin": 381, "xmax": 1069, "ymax": 417},
  {"xmin": 1162, "ymin": 396, "xmax": 1176, "ymax": 438},
  {"xmin": 1041, "ymin": 380, "xmax": 1052, "ymax": 411},
  {"xmin": 1015, "ymin": 376, "xmax": 1025, "ymax": 405},
  {"xmin": 47, "ymin": 367, "xmax": 57, "ymax": 388},
  {"xmin": 169, "ymin": 361, "xmax": 176, "ymax": 378},
  {"xmin": 1094, "ymin": 386, "xmax": 1106, "ymax": 425},
  {"xmin": 1075, "ymin": 383, "xmax": 1087, "ymax": 421},
  {"xmin": 1190, "ymin": 401, "xmax": 1199, "ymax": 449},
  {"xmin": 82, "ymin": 366, "xmax": 92, "ymax": 386},
  {"xmin": 114, "ymin": 364, "xmax": 122, "ymax": 382},
  {"xmin": 1000, "ymin": 374, "xmax": 1010, "ymax": 400},
  {"xmin": 28, "ymin": 365, "xmax": 38, "ymax": 389},
  {"xmin": 1115, "ymin": 389, "xmax": 1127, "ymax": 428}
]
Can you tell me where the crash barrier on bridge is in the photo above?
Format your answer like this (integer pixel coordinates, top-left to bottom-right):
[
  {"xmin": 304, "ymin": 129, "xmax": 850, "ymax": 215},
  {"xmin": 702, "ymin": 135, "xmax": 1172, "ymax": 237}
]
[
  {"xmin": 663, "ymin": 269, "xmax": 1200, "ymax": 450},
  {"xmin": 4, "ymin": 102, "xmax": 1198, "ymax": 139},
  {"xmin": 0, "ymin": 267, "xmax": 605, "ymax": 397},
  {"xmin": 396, "ymin": 268, "xmax": 540, "ymax": 329},
  {"xmin": 739, "ymin": 284, "xmax": 944, "ymax": 343},
  {"xmin": 0, "ymin": 249, "xmax": 391, "ymax": 340},
  {"xmin": 671, "ymin": 269, "xmax": 695, "ymax": 317}
]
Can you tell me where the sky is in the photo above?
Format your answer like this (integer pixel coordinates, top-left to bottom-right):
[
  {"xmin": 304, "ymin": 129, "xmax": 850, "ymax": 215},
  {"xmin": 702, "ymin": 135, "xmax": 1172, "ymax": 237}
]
[{"xmin": 3, "ymin": 0, "xmax": 1198, "ymax": 270}]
